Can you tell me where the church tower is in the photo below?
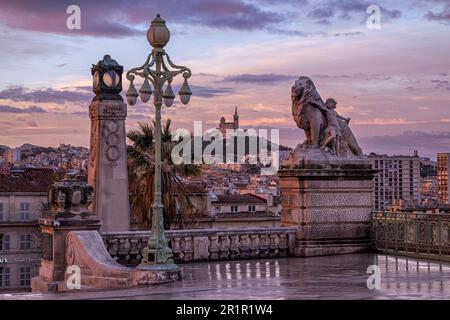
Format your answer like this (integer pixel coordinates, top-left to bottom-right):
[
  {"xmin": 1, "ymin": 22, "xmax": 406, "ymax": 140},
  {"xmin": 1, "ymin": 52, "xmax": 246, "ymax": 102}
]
[{"xmin": 233, "ymin": 107, "xmax": 239, "ymax": 130}]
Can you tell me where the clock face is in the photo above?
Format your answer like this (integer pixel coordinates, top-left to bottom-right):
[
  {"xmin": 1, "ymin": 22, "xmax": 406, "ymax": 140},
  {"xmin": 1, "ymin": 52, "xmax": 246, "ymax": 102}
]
[
  {"xmin": 93, "ymin": 71, "xmax": 100, "ymax": 89},
  {"xmin": 103, "ymin": 70, "xmax": 120, "ymax": 87}
]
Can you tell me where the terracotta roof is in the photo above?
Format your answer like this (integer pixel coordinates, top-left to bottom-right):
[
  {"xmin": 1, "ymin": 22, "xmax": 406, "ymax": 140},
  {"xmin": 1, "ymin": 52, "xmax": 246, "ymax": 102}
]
[
  {"xmin": 0, "ymin": 168, "xmax": 54, "ymax": 192},
  {"xmin": 213, "ymin": 193, "xmax": 267, "ymax": 204}
]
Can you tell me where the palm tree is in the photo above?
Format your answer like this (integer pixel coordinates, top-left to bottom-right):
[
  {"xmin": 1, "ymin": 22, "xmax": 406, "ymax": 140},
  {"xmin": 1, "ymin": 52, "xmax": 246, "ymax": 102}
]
[{"xmin": 127, "ymin": 119, "xmax": 201, "ymax": 230}]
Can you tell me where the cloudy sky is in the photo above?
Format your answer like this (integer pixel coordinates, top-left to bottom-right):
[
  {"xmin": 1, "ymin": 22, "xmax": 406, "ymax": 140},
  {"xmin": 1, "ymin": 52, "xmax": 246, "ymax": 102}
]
[{"xmin": 0, "ymin": 0, "xmax": 449, "ymax": 159}]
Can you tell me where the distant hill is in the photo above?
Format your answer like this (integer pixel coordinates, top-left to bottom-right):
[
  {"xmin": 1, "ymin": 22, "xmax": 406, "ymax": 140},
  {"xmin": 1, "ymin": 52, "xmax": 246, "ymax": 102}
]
[
  {"xmin": 172, "ymin": 134, "xmax": 292, "ymax": 164},
  {"xmin": 18, "ymin": 144, "xmax": 57, "ymax": 160},
  {"xmin": 0, "ymin": 144, "xmax": 58, "ymax": 159},
  {"xmin": 19, "ymin": 143, "xmax": 42, "ymax": 151}
]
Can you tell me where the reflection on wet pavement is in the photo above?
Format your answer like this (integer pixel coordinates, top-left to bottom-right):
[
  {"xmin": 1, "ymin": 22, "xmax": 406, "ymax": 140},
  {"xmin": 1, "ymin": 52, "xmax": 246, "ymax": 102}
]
[{"xmin": 2, "ymin": 253, "xmax": 450, "ymax": 300}]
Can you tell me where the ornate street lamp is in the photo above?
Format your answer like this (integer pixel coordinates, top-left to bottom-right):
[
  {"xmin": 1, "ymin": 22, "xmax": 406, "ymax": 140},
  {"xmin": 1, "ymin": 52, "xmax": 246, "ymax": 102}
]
[{"xmin": 126, "ymin": 14, "xmax": 192, "ymax": 271}]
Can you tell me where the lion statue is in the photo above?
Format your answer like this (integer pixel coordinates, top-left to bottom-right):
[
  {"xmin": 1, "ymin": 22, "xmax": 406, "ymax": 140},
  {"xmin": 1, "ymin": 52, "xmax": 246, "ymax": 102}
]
[{"xmin": 291, "ymin": 76, "xmax": 363, "ymax": 157}]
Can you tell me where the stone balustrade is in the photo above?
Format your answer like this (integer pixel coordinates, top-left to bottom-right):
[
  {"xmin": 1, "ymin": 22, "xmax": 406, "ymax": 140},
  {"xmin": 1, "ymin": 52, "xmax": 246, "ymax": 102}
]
[{"xmin": 102, "ymin": 227, "xmax": 297, "ymax": 266}]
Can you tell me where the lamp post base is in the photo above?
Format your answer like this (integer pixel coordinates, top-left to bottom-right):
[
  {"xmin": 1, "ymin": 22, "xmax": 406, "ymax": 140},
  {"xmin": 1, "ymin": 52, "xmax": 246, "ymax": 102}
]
[
  {"xmin": 136, "ymin": 262, "xmax": 179, "ymax": 271},
  {"xmin": 137, "ymin": 245, "xmax": 180, "ymax": 277},
  {"xmin": 136, "ymin": 262, "xmax": 181, "ymax": 283}
]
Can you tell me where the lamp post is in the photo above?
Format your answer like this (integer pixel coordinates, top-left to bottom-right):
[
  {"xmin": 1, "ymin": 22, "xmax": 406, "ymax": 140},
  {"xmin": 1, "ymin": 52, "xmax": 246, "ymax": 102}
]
[{"xmin": 126, "ymin": 14, "xmax": 192, "ymax": 271}]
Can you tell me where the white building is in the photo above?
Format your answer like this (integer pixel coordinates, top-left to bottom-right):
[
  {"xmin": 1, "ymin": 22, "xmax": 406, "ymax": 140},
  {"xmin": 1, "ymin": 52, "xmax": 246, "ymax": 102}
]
[{"xmin": 209, "ymin": 193, "xmax": 267, "ymax": 215}]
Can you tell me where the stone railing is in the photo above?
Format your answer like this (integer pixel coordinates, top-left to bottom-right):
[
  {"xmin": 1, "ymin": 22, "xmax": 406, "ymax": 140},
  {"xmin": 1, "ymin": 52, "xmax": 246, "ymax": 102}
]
[{"xmin": 102, "ymin": 227, "xmax": 297, "ymax": 266}]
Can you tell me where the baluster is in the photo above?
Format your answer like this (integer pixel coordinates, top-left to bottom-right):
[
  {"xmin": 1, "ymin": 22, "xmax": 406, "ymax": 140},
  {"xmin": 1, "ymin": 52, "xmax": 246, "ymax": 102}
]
[
  {"xmin": 219, "ymin": 235, "xmax": 230, "ymax": 260},
  {"xmin": 278, "ymin": 234, "xmax": 288, "ymax": 257},
  {"xmin": 107, "ymin": 238, "xmax": 118, "ymax": 258},
  {"xmin": 259, "ymin": 234, "xmax": 269, "ymax": 258},
  {"xmin": 129, "ymin": 238, "xmax": 140, "ymax": 265},
  {"xmin": 249, "ymin": 234, "xmax": 259, "ymax": 258},
  {"xmin": 183, "ymin": 236, "xmax": 194, "ymax": 262},
  {"xmin": 239, "ymin": 234, "xmax": 250, "ymax": 259},
  {"xmin": 209, "ymin": 235, "xmax": 219, "ymax": 260},
  {"xmin": 269, "ymin": 234, "xmax": 279, "ymax": 257},
  {"xmin": 171, "ymin": 236, "xmax": 182, "ymax": 262},
  {"xmin": 229, "ymin": 235, "xmax": 239, "ymax": 260},
  {"xmin": 116, "ymin": 238, "xmax": 129, "ymax": 264}
]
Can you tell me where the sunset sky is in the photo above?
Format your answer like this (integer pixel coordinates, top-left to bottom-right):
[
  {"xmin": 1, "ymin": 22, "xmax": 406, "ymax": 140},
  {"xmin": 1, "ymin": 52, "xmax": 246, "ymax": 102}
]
[{"xmin": 0, "ymin": 0, "xmax": 449, "ymax": 159}]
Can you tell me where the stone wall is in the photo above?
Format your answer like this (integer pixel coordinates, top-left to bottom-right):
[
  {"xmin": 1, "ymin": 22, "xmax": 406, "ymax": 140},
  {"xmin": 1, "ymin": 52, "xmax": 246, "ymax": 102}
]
[{"xmin": 102, "ymin": 227, "xmax": 296, "ymax": 266}]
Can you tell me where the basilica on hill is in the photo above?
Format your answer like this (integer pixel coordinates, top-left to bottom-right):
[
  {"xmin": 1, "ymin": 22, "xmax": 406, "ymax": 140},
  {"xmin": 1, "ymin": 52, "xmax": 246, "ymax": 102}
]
[{"xmin": 218, "ymin": 107, "xmax": 239, "ymax": 135}]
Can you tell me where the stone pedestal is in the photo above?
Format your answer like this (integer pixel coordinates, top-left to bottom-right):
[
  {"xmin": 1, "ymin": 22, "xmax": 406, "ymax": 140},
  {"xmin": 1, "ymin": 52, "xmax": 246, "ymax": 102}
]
[
  {"xmin": 279, "ymin": 149, "xmax": 376, "ymax": 256},
  {"xmin": 31, "ymin": 215, "xmax": 102, "ymax": 292},
  {"xmin": 88, "ymin": 99, "xmax": 130, "ymax": 232},
  {"xmin": 87, "ymin": 55, "xmax": 130, "ymax": 232},
  {"xmin": 31, "ymin": 178, "xmax": 102, "ymax": 292}
]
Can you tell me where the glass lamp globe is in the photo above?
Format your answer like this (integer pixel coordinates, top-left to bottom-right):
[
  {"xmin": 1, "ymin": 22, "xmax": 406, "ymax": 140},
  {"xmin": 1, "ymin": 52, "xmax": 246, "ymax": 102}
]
[
  {"xmin": 103, "ymin": 70, "xmax": 120, "ymax": 87},
  {"xmin": 178, "ymin": 78, "xmax": 192, "ymax": 105},
  {"xmin": 164, "ymin": 97, "xmax": 174, "ymax": 107},
  {"xmin": 163, "ymin": 83, "xmax": 175, "ymax": 107},
  {"xmin": 179, "ymin": 94, "xmax": 190, "ymax": 105},
  {"xmin": 127, "ymin": 95, "xmax": 137, "ymax": 106},
  {"xmin": 147, "ymin": 14, "xmax": 170, "ymax": 49},
  {"xmin": 126, "ymin": 82, "xmax": 138, "ymax": 106},
  {"xmin": 139, "ymin": 79, "xmax": 153, "ymax": 103}
]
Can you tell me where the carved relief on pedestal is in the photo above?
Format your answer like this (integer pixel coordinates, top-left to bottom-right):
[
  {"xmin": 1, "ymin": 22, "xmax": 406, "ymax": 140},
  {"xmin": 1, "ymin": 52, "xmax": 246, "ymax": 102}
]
[
  {"xmin": 103, "ymin": 118, "xmax": 121, "ymax": 167},
  {"xmin": 89, "ymin": 101, "xmax": 127, "ymax": 168},
  {"xmin": 89, "ymin": 102, "xmax": 126, "ymax": 120}
]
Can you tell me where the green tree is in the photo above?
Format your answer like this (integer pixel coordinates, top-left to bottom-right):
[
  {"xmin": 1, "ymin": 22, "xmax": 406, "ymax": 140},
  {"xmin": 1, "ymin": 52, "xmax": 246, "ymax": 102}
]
[{"xmin": 127, "ymin": 119, "xmax": 201, "ymax": 230}]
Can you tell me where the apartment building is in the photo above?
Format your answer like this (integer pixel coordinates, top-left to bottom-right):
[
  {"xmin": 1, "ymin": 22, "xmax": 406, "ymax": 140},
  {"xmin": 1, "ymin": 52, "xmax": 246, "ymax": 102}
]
[
  {"xmin": 0, "ymin": 167, "xmax": 53, "ymax": 291},
  {"xmin": 437, "ymin": 153, "xmax": 450, "ymax": 205},
  {"xmin": 369, "ymin": 152, "xmax": 421, "ymax": 211}
]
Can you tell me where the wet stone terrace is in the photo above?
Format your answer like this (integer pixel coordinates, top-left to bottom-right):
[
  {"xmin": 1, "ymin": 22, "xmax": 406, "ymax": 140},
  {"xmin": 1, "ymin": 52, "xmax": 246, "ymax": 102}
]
[{"xmin": 2, "ymin": 253, "xmax": 450, "ymax": 300}]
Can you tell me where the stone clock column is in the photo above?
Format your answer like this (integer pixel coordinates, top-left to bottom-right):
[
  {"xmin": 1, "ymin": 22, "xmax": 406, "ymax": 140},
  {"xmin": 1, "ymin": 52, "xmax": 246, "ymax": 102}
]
[{"xmin": 88, "ymin": 55, "xmax": 130, "ymax": 231}]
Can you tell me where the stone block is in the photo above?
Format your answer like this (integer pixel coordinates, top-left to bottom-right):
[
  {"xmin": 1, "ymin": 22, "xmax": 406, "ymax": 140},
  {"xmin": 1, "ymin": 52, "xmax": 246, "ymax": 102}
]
[
  {"xmin": 193, "ymin": 236, "xmax": 210, "ymax": 260},
  {"xmin": 279, "ymin": 162, "xmax": 376, "ymax": 257}
]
